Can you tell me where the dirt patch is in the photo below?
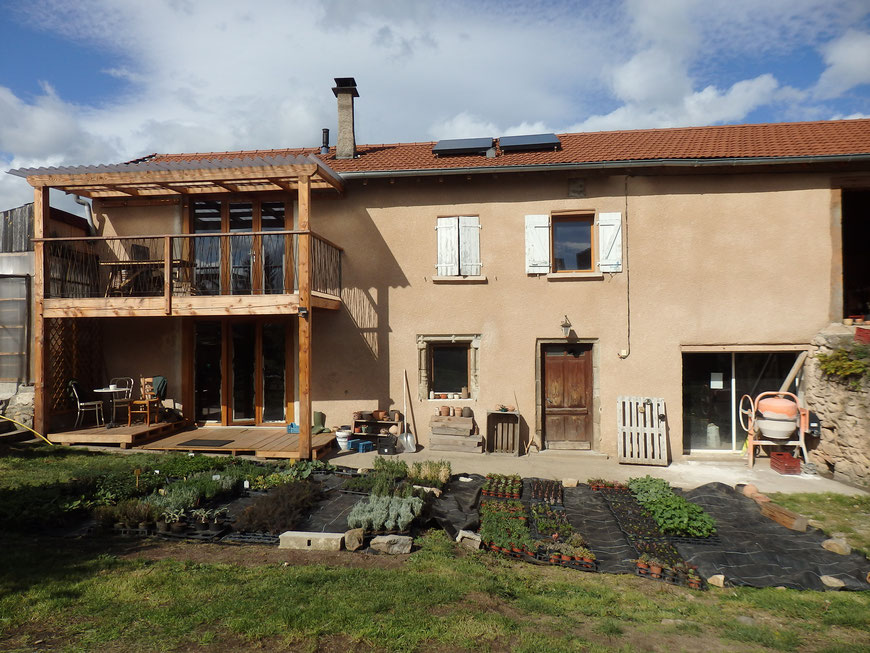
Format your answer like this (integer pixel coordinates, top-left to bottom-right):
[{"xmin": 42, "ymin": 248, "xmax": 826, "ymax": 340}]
[{"xmin": 116, "ymin": 537, "xmax": 410, "ymax": 569}]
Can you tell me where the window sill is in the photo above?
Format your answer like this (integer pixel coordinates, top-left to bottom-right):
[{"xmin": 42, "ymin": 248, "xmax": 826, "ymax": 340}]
[
  {"xmin": 432, "ymin": 275, "xmax": 488, "ymax": 284},
  {"xmin": 546, "ymin": 271, "xmax": 604, "ymax": 281}
]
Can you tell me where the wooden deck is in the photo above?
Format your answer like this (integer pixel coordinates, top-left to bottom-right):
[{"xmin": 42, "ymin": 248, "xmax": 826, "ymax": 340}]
[
  {"xmin": 139, "ymin": 427, "xmax": 336, "ymax": 459},
  {"xmin": 49, "ymin": 420, "xmax": 192, "ymax": 449}
]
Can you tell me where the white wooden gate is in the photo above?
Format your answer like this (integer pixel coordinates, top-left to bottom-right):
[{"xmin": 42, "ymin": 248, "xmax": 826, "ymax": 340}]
[{"xmin": 617, "ymin": 396, "xmax": 669, "ymax": 465}]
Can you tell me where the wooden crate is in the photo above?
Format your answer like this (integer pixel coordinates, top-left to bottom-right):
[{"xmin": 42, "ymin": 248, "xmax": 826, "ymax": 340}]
[{"xmin": 485, "ymin": 411, "xmax": 520, "ymax": 456}]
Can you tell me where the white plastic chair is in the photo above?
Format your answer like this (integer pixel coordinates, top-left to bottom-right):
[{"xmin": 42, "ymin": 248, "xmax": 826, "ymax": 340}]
[
  {"xmin": 109, "ymin": 377, "xmax": 134, "ymax": 424},
  {"xmin": 69, "ymin": 381, "xmax": 104, "ymax": 428}
]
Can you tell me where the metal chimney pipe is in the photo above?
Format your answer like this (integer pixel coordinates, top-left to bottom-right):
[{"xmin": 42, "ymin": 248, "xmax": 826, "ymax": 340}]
[{"xmin": 320, "ymin": 128, "xmax": 330, "ymax": 155}]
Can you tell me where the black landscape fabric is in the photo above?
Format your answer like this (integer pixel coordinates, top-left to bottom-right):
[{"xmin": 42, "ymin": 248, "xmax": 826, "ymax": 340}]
[
  {"xmin": 426, "ymin": 476, "xmax": 869, "ymax": 591},
  {"xmin": 430, "ymin": 474, "xmax": 486, "ymax": 540},
  {"xmin": 562, "ymin": 484, "xmax": 638, "ymax": 574},
  {"xmin": 677, "ymin": 483, "xmax": 870, "ymax": 591}
]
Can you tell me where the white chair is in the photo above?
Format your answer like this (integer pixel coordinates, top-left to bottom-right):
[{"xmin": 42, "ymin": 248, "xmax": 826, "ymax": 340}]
[
  {"xmin": 69, "ymin": 380, "xmax": 104, "ymax": 428},
  {"xmin": 109, "ymin": 377, "xmax": 134, "ymax": 424}
]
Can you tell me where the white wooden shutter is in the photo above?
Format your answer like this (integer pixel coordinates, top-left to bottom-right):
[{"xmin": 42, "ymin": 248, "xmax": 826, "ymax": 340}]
[
  {"xmin": 458, "ymin": 216, "xmax": 481, "ymax": 276},
  {"xmin": 525, "ymin": 214, "xmax": 550, "ymax": 274},
  {"xmin": 436, "ymin": 217, "xmax": 459, "ymax": 276},
  {"xmin": 597, "ymin": 212, "xmax": 623, "ymax": 273}
]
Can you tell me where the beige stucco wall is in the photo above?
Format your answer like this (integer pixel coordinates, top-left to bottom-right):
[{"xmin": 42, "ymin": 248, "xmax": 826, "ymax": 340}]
[
  {"xmin": 92, "ymin": 169, "xmax": 851, "ymax": 462},
  {"xmin": 92, "ymin": 201, "xmax": 182, "ymax": 237},
  {"xmin": 101, "ymin": 317, "xmax": 184, "ymax": 409},
  {"xmin": 309, "ymin": 170, "xmax": 839, "ymax": 459}
]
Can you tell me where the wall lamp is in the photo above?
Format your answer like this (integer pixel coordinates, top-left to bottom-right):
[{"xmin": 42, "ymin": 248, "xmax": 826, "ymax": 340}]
[
  {"xmin": 560, "ymin": 315, "xmax": 572, "ymax": 338},
  {"xmin": 298, "ymin": 307, "xmax": 309, "ymax": 318}
]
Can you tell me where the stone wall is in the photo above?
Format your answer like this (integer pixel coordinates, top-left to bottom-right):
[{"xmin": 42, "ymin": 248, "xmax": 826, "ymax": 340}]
[
  {"xmin": 804, "ymin": 331, "xmax": 870, "ymax": 488},
  {"xmin": 3, "ymin": 384, "xmax": 34, "ymax": 429}
]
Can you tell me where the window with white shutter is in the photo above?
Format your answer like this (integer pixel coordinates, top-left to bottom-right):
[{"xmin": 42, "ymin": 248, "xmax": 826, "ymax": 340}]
[
  {"xmin": 527, "ymin": 211, "xmax": 623, "ymax": 276},
  {"xmin": 436, "ymin": 216, "xmax": 481, "ymax": 277}
]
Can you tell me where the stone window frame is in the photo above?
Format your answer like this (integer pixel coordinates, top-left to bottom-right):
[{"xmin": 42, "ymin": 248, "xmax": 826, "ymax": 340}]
[{"xmin": 417, "ymin": 334, "xmax": 480, "ymax": 400}]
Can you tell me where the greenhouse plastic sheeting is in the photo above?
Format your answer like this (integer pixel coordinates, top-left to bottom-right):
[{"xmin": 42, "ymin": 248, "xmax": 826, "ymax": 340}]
[{"xmin": 677, "ymin": 483, "xmax": 870, "ymax": 591}]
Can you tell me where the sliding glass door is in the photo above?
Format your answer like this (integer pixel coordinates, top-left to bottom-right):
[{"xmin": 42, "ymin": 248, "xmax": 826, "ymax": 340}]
[
  {"xmin": 682, "ymin": 351, "xmax": 801, "ymax": 452},
  {"xmin": 194, "ymin": 319, "xmax": 291, "ymax": 425}
]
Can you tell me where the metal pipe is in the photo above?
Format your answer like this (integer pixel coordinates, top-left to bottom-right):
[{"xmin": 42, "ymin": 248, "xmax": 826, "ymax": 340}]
[{"xmin": 72, "ymin": 195, "xmax": 96, "ymax": 235}]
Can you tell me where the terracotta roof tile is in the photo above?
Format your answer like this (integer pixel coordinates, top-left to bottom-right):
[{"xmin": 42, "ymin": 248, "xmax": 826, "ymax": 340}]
[{"xmin": 144, "ymin": 119, "xmax": 870, "ymax": 174}]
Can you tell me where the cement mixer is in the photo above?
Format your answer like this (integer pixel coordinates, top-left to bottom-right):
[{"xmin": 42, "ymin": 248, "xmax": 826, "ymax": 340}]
[{"xmin": 739, "ymin": 391, "xmax": 809, "ymax": 468}]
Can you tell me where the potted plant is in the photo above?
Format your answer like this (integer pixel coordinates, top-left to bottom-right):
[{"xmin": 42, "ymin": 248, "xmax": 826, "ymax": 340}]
[
  {"xmin": 210, "ymin": 507, "xmax": 228, "ymax": 532},
  {"xmin": 686, "ymin": 569, "xmax": 702, "ymax": 589},
  {"xmin": 92, "ymin": 505, "xmax": 117, "ymax": 533},
  {"xmin": 191, "ymin": 508, "xmax": 211, "ymax": 531},
  {"xmin": 166, "ymin": 508, "xmax": 187, "ymax": 534},
  {"xmin": 635, "ymin": 553, "xmax": 651, "ymax": 571},
  {"xmin": 647, "ymin": 557, "xmax": 664, "ymax": 579},
  {"xmin": 136, "ymin": 502, "xmax": 157, "ymax": 531},
  {"xmin": 156, "ymin": 510, "xmax": 171, "ymax": 533}
]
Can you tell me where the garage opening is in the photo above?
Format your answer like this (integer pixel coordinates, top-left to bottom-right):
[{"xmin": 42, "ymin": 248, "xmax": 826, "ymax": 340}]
[
  {"xmin": 682, "ymin": 351, "xmax": 801, "ymax": 452},
  {"xmin": 843, "ymin": 190, "xmax": 870, "ymax": 320}
]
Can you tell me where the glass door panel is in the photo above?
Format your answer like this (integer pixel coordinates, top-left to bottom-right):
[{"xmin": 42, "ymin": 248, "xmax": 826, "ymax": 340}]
[
  {"xmin": 229, "ymin": 202, "xmax": 253, "ymax": 294},
  {"xmin": 262, "ymin": 323, "xmax": 286, "ymax": 422},
  {"xmin": 682, "ymin": 353, "xmax": 732, "ymax": 450},
  {"xmin": 192, "ymin": 200, "xmax": 221, "ymax": 295},
  {"xmin": 261, "ymin": 202, "xmax": 286, "ymax": 294},
  {"xmin": 194, "ymin": 321, "xmax": 222, "ymax": 421},
  {"xmin": 231, "ymin": 322, "xmax": 256, "ymax": 421},
  {"xmin": 733, "ymin": 352, "xmax": 798, "ymax": 451}
]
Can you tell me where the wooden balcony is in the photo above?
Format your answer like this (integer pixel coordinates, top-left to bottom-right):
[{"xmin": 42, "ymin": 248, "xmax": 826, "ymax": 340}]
[{"xmin": 39, "ymin": 231, "xmax": 341, "ymax": 318}]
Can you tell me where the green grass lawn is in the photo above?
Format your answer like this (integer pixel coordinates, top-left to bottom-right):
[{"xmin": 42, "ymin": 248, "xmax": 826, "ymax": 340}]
[
  {"xmin": 1, "ymin": 444, "xmax": 869, "ymax": 652},
  {"xmin": 769, "ymin": 492, "xmax": 870, "ymax": 557}
]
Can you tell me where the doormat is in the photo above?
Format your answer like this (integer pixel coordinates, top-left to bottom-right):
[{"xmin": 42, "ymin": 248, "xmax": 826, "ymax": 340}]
[{"xmin": 177, "ymin": 438, "xmax": 234, "ymax": 448}]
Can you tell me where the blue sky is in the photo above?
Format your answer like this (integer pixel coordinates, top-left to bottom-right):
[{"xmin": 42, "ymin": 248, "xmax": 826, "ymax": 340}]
[{"xmin": 1, "ymin": 0, "xmax": 869, "ymax": 212}]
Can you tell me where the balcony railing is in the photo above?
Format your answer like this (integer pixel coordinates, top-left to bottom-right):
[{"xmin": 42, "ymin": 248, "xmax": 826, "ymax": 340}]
[{"xmin": 43, "ymin": 231, "xmax": 341, "ymax": 300}]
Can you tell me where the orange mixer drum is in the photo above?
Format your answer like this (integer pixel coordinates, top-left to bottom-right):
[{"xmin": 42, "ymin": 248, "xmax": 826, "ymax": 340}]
[{"xmin": 757, "ymin": 396, "xmax": 798, "ymax": 420}]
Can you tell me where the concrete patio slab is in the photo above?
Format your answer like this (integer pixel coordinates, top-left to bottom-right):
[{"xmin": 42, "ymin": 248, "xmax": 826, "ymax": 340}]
[{"xmin": 323, "ymin": 447, "xmax": 869, "ymax": 496}]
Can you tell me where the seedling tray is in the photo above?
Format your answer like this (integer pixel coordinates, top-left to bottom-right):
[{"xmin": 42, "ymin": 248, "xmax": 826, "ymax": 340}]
[{"xmin": 221, "ymin": 532, "xmax": 280, "ymax": 545}]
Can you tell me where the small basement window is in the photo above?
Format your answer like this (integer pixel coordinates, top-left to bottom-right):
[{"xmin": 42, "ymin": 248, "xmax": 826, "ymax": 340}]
[{"xmin": 417, "ymin": 334, "xmax": 480, "ymax": 399}]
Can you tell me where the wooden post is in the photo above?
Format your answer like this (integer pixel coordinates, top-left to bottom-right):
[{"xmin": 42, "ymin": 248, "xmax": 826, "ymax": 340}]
[
  {"xmin": 181, "ymin": 318, "xmax": 194, "ymax": 424},
  {"xmin": 164, "ymin": 235, "xmax": 172, "ymax": 315},
  {"xmin": 297, "ymin": 175, "xmax": 312, "ymax": 459},
  {"xmin": 33, "ymin": 187, "xmax": 49, "ymax": 436}
]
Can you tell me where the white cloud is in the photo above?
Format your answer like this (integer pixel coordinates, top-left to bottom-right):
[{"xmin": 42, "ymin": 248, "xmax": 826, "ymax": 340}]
[
  {"xmin": 571, "ymin": 75, "xmax": 780, "ymax": 133},
  {"xmin": 814, "ymin": 29, "xmax": 870, "ymax": 98},
  {"xmin": 830, "ymin": 112, "xmax": 870, "ymax": 119},
  {"xmin": 1, "ymin": 0, "xmax": 869, "ymax": 211}
]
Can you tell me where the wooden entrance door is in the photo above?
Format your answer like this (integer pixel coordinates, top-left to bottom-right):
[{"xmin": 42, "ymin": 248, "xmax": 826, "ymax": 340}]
[{"xmin": 543, "ymin": 344, "xmax": 593, "ymax": 449}]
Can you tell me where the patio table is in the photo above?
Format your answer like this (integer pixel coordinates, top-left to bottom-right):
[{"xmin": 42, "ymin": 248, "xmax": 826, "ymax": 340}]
[{"xmin": 94, "ymin": 386, "xmax": 128, "ymax": 429}]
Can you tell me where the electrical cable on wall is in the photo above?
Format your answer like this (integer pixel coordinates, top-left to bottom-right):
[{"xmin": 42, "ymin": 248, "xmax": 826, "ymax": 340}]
[{"xmin": 618, "ymin": 174, "xmax": 632, "ymax": 359}]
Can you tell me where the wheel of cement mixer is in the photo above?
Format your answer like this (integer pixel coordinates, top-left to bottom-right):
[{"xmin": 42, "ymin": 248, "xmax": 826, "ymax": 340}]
[{"xmin": 739, "ymin": 394, "xmax": 755, "ymax": 432}]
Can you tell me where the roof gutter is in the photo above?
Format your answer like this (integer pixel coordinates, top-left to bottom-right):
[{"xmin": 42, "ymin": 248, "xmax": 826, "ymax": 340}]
[{"xmin": 339, "ymin": 153, "xmax": 870, "ymax": 179}]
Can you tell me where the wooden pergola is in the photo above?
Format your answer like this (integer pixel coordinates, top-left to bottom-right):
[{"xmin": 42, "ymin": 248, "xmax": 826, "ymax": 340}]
[{"xmin": 11, "ymin": 155, "xmax": 345, "ymax": 459}]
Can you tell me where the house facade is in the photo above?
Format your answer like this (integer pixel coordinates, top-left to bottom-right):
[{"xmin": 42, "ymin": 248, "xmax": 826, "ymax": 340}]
[{"xmin": 9, "ymin": 79, "xmax": 870, "ymax": 461}]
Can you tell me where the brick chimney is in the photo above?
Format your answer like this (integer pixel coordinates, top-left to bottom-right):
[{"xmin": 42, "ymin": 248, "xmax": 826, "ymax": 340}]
[{"xmin": 332, "ymin": 77, "xmax": 358, "ymax": 159}]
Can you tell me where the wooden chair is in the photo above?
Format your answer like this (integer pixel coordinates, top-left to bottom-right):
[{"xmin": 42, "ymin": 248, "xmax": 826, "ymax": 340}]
[{"xmin": 128, "ymin": 377, "xmax": 160, "ymax": 426}]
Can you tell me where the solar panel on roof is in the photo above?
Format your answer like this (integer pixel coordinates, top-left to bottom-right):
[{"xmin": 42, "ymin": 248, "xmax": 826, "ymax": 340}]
[
  {"xmin": 432, "ymin": 137, "xmax": 494, "ymax": 156},
  {"xmin": 499, "ymin": 133, "xmax": 561, "ymax": 151}
]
